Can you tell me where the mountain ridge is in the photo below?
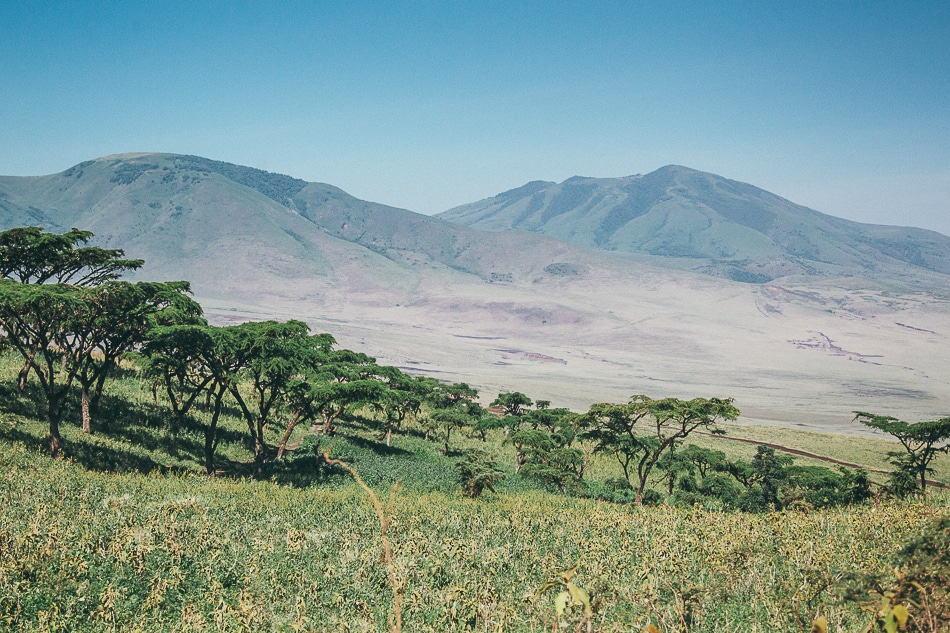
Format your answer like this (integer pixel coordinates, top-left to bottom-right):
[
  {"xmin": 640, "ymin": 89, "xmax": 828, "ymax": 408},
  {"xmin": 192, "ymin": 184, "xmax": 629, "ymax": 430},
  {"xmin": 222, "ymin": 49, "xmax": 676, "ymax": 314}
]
[
  {"xmin": 438, "ymin": 165, "xmax": 950, "ymax": 283},
  {"xmin": 0, "ymin": 153, "xmax": 606, "ymax": 298}
]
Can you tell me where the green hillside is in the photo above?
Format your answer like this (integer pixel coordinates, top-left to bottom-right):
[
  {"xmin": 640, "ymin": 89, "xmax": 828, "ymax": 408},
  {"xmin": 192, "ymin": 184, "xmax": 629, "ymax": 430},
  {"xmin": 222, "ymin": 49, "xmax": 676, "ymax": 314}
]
[
  {"xmin": 439, "ymin": 166, "xmax": 950, "ymax": 284},
  {"xmin": 2, "ymin": 351, "xmax": 948, "ymax": 632}
]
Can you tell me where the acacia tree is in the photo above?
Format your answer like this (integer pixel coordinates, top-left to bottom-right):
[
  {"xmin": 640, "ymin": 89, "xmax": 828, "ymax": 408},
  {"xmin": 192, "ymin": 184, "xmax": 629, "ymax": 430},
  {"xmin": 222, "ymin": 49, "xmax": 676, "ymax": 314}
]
[
  {"xmin": 0, "ymin": 226, "xmax": 143, "ymax": 286},
  {"xmin": 489, "ymin": 391, "xmax": 533, "ymax": 435},
  {"xmin": 142, "ymin": 324, "xmax": 235, "ymax": 474},
  {"xmin": 508, "ymin": 420, "xmax": 587, "ymax": 493},
  {"xmin": 368, "ymin": 371, "xmax": 434, "ymax": 447},
  {"xmin": 427, "ymin": 399, "xmax": 487, "ymax": 457},
  {"xmin": 221, "ymin": 320, "xmax": 334, "ymax": 475},
  {"xmin": 854, "ymin": 412, "xmax": 950, "ymax": 497},
  {"xmin": 427, "ymin": 382, "xmax": 480, "ymax": 455},
  {"xmin": 583, "ymin": 395, "xmax": 739, "ymax": 504},
  {"xmin": 141, "ymin": 324, "xmax": 220, "ymax": 431},
  {"xmin": 0, "ymin": 281, "xmax": 89, "ymax": 455},
  {"xmin": 311, "ymin": 350, "xmax": 392, "ymax": 438},
  {"xmin": 0, "ymin": 278, "xmax": 196, "ymax": 455},
  {"xmin": 276, "ymin": 350, "xmax": 390, "ymax": 457},
  {"xmin": 0, "ymin": 226, "xmax": 144, "ymax": 390},
  {"xmin": 455, "ymin": 448, "xmax": 506, "ymax": 497},
  {"xmin": 145, "ymin": 321, "xmax": 340, "ymax": 473},
  {"xmin": 71, "ymin": 281, "xmax": 202, "ymax": 433}
]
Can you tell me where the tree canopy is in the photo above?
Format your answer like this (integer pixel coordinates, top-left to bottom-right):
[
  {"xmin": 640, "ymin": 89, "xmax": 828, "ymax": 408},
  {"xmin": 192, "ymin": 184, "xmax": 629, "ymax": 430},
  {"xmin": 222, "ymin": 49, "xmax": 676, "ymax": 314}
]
[
  {"xmin": 854, "ymin": 412, "xmax": 950, "ymax": 497},
  {"xmin": 0, "ymin": 226, "xmax": 143, "ymax": 286},
  {"xmin": 583, "ymin": 395, "xmax": 740, "ymax": 504}
]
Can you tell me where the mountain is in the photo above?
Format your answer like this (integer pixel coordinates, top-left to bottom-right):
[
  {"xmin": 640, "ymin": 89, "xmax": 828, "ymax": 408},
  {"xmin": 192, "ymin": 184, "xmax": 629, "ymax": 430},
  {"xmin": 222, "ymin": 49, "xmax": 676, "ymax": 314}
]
[
  {"xmin": 2, "ymin": 153, "xmax": 950, "ymax": 431},
  {"xmin": 438, "ymin": 165, "xmax": 950, "ymax": 284},
  {"xmin": 0, "ymin": 153, "xmax": 589, "ymax": 302}
]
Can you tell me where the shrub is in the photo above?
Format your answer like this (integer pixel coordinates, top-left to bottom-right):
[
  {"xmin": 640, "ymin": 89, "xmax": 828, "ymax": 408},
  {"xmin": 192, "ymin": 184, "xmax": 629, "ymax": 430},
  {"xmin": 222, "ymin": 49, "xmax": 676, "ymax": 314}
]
[{"xmin": 840, "ymin": 515, "xmax": 950, "ymax": 632}]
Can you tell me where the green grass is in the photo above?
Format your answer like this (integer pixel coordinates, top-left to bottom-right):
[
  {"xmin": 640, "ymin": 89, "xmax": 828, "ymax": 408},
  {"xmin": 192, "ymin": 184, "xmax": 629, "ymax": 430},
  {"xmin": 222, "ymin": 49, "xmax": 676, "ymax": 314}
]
[
  {"xmin": 2, "ymin": 351, "xmax": 949, "ymax": 631},
  {"xmin": 1, "ymin": 441, "xmax": 947, "ymax": 632}
]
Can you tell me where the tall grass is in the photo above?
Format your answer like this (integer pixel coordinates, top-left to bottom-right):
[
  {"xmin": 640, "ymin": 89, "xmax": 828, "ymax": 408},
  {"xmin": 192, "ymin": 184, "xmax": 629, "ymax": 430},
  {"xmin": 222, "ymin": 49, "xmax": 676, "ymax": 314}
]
[
  {"xmin": 2, "ymin": 350, "xmax": 949, "ymax": 631},
  {"xmin": 1, "ymin": 441, "xmax": 946, "ymax": 632}
]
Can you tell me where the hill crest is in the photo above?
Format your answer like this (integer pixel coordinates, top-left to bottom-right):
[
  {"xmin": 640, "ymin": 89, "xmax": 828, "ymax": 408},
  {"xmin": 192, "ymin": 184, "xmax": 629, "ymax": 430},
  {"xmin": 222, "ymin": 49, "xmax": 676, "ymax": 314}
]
[{"xmin": 438, "ymin": 165, "xmax": 950, "ymax": 283}]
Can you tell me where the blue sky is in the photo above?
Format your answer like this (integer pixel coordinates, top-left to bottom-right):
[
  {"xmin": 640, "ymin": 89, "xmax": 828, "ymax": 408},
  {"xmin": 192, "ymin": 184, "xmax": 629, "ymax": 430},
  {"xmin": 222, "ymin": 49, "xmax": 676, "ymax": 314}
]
[{"xmin": 2, "ymin": 1, "xmax": 949, "ymax": 235}]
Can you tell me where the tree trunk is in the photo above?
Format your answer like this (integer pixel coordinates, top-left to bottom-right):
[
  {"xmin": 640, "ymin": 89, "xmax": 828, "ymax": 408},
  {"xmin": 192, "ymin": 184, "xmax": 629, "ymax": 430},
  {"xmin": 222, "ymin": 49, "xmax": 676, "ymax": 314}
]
[
  {"xmin": 165, "ymin": 381, "xmax": 183, "ymax": 432},
  {"xmin": 17, "ymin": 349, "xmax": 35, "ymax": 391},
  {"xmin": 204, "ymin": 387, "xmax": 225, "ymax": 475},
  {"xmin": 90, "ymin": 363, "xmax": 111, "ymax": 414},
  {"xmin": 321, "ymin": 408, "xmax": 343, "ymax": 436},
  {"xmin": 48, "ymin": 406, "xmax": 62, "ymax": 458},
  {"xmin": 254, "ymin": 417, "xmax": 266, "ymax": 476},
  {"xmin": 386, "ymin": 428, "xmax": 392, "ymax": 447},
  {"xmin": 253, "ymin": 439, "xmax": 265, "ymax": 476},
  {"xmin": 81, "ymin": 384, "xmax": 92, "ymax": 434},
  {"xmin": 276, "ymin": 411, "xmax": 304, "ymax": 460}
]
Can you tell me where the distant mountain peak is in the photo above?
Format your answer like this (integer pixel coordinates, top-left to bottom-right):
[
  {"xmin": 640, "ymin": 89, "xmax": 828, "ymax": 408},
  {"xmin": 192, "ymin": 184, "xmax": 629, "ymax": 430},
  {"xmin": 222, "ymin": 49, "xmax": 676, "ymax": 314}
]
[{"xmin": 438, "ymin": 165, "xmax": 950, "ymax": 283}]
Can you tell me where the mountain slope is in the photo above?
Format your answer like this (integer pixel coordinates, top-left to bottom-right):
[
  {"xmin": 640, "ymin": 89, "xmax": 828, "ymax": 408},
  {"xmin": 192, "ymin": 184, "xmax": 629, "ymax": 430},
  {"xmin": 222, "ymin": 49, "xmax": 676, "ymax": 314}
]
[
  {"xmin": 438, "ymin": 165, "xmax": 950, "ymax": 283},
  {"xmin": 2, "ymin": 153, "xmax": 949, "ymax": 431},
  {"xmin": 0, "ymin": 153, "xmax": 592, "ymax": 301}
]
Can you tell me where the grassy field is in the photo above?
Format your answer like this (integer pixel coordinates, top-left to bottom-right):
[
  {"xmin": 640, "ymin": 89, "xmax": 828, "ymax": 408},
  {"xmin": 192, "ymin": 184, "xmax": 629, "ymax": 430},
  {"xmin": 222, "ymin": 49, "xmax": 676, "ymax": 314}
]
[
  {"xmin": 2, "ymin": 439, "xmax": 948, "ymax": 633},
  {"xmin": 1, "ymin": 352, "xmax": 949, "ymax": 632}
]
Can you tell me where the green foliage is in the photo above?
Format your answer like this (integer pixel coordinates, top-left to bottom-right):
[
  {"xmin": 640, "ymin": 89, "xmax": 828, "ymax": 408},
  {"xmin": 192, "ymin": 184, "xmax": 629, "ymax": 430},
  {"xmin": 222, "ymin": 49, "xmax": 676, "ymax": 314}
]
[
  {"xmin": 536, "ymin": 564, "xmax": 593, "ymax": 632},
  {"xmin": 171, "ymin": 155, "xmax": 308, "ymax": 207},
  {"xmin": 491, "ymin": 391, "xmax": 533, "ymax": 419},
  {"xmin": 110, "ymin": 161, "xmax": 159, "ymax": 185},
  {"xmin": 509, "ymin": 428, "xmax": 586, "ymax": 494},
  {"xmin": 582, "ymin": 395, "xmax": 740, "ymax": 504},
  {"xmin": 0, "ymin": 226, "xmax": 143, "ymax": 285},
  {"xmin": 454, "ymin": 448, "xmax": 505, "ymax": 497},
  {"xmin": 3, "ymin": 224, "xmax": 948, "ymax": 631},
  {"xmin": 886, "ymin": 455, "xmax": 923, "ymax": 500},
  {"xmin": 0, "ymin": 398, "xmax": 948, "ymax": 631},
  {"xmin": 542, "ymin": 262, "xmax": 580, "ymax": 277},
  {"xmin": 855, "ymin": 412, "xmax": 950, "ymax": 497},
  {"xmin": 306, "ymin": 434, "xmax": 461, "ymax": 493}
]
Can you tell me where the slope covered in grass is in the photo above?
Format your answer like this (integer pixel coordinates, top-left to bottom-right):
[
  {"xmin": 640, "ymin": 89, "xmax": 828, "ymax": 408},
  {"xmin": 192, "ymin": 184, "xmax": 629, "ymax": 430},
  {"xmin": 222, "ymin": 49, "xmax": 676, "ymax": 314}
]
[
  {"xmin": 2, "ymin": 345, "xmax": 949, "ymax": 631},
  {"xmin": 2, "ymin": 439, "xmax": 948, "ymax": 632}
]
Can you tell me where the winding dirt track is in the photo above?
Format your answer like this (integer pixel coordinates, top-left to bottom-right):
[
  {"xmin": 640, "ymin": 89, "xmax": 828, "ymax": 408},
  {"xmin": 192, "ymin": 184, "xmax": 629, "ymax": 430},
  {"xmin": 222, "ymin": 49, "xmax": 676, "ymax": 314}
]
[{"xmin": 693, "ymin": 430, "xmax": 949, "ymax": 490}]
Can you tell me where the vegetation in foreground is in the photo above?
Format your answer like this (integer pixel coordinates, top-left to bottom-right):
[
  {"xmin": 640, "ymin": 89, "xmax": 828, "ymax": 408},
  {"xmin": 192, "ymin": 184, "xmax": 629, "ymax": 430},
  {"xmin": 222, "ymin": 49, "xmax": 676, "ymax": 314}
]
[
  {"xmin": 2, "ymin": 226, "xmax": 950, "ymax": 631},
  {"xmin": 1, "ymin": 439, "xmax": 948, "ymax": 633}
]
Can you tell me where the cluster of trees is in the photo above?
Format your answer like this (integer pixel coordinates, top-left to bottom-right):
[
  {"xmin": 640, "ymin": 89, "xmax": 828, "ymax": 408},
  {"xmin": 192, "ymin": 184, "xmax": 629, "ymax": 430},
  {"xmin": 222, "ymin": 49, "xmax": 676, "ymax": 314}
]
[
  {"xmin": 0, "ymin": 227, "xmax": 199, "ymax": 454},
  {"xmin": 0, "ymin": 227, "xmax": 488, "ymax": 472},
  {"xmin": 465, "ymin": 392, "xmax": 875, "ymax": 510},
  {"xmin": 2, "ymin": 226, "xmax": 947, "ymax": 506}
]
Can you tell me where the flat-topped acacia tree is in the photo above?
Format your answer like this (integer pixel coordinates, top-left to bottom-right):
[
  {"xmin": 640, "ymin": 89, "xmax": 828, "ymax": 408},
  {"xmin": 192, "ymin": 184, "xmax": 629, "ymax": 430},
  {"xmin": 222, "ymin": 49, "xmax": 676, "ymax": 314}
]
[
  {"xmin": 854, "ymin": 412, "xmax": 950, "ymax": 497},
  {"xmin": 583, "ymin": 395, "xmax": 740, "ymax": 504},
  {"xmin": 0, "ymin": 226, "xmax": 143, "ymax": 286},
  {"xmin": 218, "ymin": 320, "xmax": 335, "ymax": 475},
  {"xmin": 0, "ymin": 226, "xmax": 145, "ymax": 390}
]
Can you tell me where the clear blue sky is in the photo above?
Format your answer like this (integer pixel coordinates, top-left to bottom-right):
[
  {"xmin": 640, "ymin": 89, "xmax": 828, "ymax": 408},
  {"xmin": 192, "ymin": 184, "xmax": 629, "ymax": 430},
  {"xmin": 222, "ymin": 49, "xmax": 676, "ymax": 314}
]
[{"xmin": 2, "ymin": 1, "xmax": 949, "ymax": 235}]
